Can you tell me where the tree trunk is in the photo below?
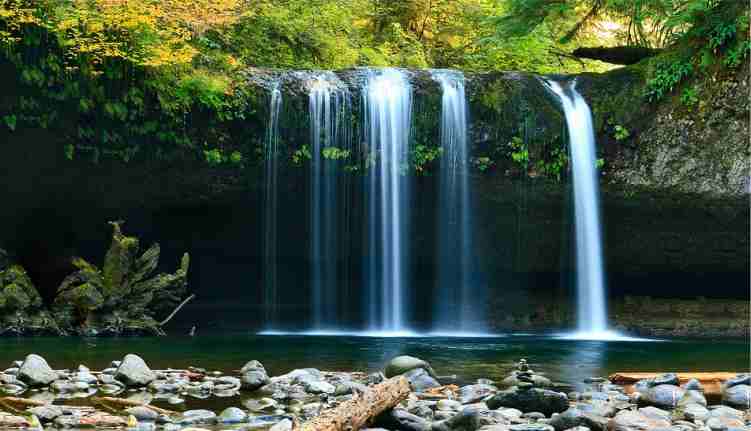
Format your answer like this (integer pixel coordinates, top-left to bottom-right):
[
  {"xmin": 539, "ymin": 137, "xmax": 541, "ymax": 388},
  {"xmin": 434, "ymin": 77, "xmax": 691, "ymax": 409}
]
[
  {"xmin": 572, "ymin": 46, "xmax": 662, "ymax": 65},
  {"xmin": 298, "ymin": 376, "xmax": 411, "ymax": 431}
]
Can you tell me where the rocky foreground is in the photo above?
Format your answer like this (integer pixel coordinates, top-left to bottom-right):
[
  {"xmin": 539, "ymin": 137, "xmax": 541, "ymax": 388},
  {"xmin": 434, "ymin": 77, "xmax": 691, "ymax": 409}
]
[{"xmin": 0, "ymin": 354, "xmax": 748, "ymax": 431}]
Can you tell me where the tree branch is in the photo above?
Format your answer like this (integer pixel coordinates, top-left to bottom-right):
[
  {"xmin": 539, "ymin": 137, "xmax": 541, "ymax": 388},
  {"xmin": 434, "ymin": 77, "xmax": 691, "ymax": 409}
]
[{"xmin": 159, "ymin": 294, "xmax": 195, "ymax": 326}]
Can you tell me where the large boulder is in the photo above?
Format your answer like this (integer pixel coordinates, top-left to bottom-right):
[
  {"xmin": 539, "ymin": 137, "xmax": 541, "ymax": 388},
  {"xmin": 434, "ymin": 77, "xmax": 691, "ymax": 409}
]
[
  {"xmin": 640, "ymin": 384, "xmax": 685, "ymax": 409},
  {"xmin": 385, "ymin": 356, "xmax": 437, "ymax": 379},
  {"xmin": 17, "ymin": 354, "xmax": 58, "ymax": 387},
  {"xmin": 487, "ymin": 387, "xmax": 569, "ymax": 416},
  {"xmin": 608, "ymin": 410, "xmax": 670, "ymax": 431},
  {"xmin": 115, "ymin": 354, "xmax": 156, "ymax": 387}
]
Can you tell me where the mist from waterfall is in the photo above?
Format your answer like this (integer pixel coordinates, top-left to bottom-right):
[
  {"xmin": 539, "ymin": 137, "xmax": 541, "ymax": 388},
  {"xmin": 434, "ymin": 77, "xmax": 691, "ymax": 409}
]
[
  {"xmin": 363, "ymin": 69, "xmax": 413, "ymax": 334},
  {"xmin": 309, "ymin": 75, "xmax": 352, "ymax": 330},
  {"xmin": 546, "ymin": 80, "xmax": 611, "ymax": 339},
  {"xmin": 263, "ymin": 84, "xmax": 283, "ymax": 329},
  {"xmin": 432, "ymin": 70, "xmax": 484, "ymax": 334}
]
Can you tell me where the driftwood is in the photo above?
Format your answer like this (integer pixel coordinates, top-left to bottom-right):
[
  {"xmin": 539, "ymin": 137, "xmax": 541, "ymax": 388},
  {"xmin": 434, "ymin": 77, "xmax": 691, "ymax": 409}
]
[
  {"xmin": 609, "ymin": 372, "xmax": 737, "ymax": 397},
  {"xmin": 298, "ymin": 376, "xmax": 411, "ymax": 431},
  {"xmin": 572, "ymin": 46, "xmax": 662, "ymax": 65},
  {"xmin": 91, "ymin": 397, "xmax": 177, "ymax": 416},
  {"xmin": 0, "ymin": 397, "xmax": 45, "ymax": 413}
]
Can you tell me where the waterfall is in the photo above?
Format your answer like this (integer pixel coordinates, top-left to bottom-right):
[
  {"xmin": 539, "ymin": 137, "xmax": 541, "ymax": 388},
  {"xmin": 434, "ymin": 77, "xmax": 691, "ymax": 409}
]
[
  {"xmin": 432, "ymin": 70, "xmax": 484, "ymax": 333},
  {"xmin": 546, "ymin": 80, "xmax": 610, "ymax": 337},
  {"xmin": 308, "ymin": 75, "xmax": 352, "ymax": 330},
  {"xmin": 363, "ymin": 69, "xmax": 413, "ymax": 334},
  {"xmin": 263, "ymin": 84, "xmax": 283, "ymax": 329}
]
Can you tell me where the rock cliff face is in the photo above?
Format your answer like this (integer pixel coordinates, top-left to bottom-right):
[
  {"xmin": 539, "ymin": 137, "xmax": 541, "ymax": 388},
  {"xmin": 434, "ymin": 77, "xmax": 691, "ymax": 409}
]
[{"xmin": 0, "ymin": 61, "xmax": 747, "ymax": 334}]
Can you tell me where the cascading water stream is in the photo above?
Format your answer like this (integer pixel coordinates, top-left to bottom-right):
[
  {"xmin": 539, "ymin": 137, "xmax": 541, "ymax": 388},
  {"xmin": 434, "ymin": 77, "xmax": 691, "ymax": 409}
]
[
  {"xmin": 546, "ymin": 80, "xmax": 614, "ymax": 339},
  {"xmin": 363, "ymin": 69, "xmax": 413, "ymax": 334},
  {"xmin": 432, "ymin": 70, "xmax": 484, "ymax": 333},
  {"xmin": 263, "ymin": 84, "xmax": 283, "ymax": 329},
  {"xmin": 309, "ymin": 75, "xmax": 352, "ymax": 330}
]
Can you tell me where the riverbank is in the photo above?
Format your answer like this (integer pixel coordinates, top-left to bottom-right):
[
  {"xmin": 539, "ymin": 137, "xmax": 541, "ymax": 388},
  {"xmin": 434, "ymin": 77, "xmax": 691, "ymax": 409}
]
[{"xmin": 0, "ymin": 353, "xmax": 748, "ymax": 430}]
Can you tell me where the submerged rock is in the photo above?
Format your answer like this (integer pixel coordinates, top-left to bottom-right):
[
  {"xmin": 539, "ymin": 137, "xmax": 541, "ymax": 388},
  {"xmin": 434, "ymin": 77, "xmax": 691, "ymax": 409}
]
[{"xmin": 17, "ymin": 354, "xmax": 58, "ymax": 387}]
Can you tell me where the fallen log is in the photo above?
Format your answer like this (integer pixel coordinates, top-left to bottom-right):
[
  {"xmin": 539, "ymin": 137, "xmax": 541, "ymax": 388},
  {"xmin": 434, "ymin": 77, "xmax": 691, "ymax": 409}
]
[
  {"xmin": 0, "ymin": 397, "xmax": 45, "ymax": 413},
  {"xmin": 298, "ymin": 376, "xmax": 411, "ymax": 431},
  {"xmin": 91, "ymin": 397, "xmax": 177, "ymax": 416},
  {"xmin": 571, "ymin": 46, "xmax": 662, "ymax": 65},
  {"xmin": 609, "ymin": 372, "xmax": 737, "ymax": 396}
]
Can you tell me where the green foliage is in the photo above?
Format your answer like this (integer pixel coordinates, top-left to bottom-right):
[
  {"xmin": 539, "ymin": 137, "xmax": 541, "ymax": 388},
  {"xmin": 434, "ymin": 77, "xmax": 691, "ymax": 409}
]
[
  {"xmin": 645, "ymin": 59, "xmax": 693, "ymax": 101},
  {"xmin": 204, "ymin": 149, "xmax": 243, "ymax": 166},
  {"xmin": 613, "ymin": 124, "xmax": 630, "ymax": 141},
  {"xmin": 534, "ymin": 146, "xmax": 568, "ymax": 182},
  {"xmin": 53, "ymin": 221, "xmax": 191, "ymax": 334},
  {"xmin": 509, "ymin": 136, "xmax": 528, "ymax": 166},
  {"xmin": 322, "ymin": 147, "xmax": 351, "ymax": 160},
  {"xmin": 680, "ymin": 87, "xmax": 699, "ymax": 108},
  {"xmin": 292, "ymin": 145, "xmax": 312, "ymax": 165},
  {"xmin": 472, "ymin": 156, "xmax": 494, "ymax": 172},
  {"xmin": 2, "ymin": 114, "xmax": 16, "ymax": 131},
  {"xmin": 411, "ymin": 144, "xmax": 442, "ymax": 174}
]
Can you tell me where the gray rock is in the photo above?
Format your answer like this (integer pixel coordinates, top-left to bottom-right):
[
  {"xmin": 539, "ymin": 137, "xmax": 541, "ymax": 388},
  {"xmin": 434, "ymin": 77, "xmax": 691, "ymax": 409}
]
[
  {"xmin": 125, "ymin": 406, "xmax": 159, "ymax": 422},
  {"xmin": 270, "ymin": 419, "xmax": 293, "ymax": 431},
  {"xmin": 502, "ymin": 372, "xmax": 553, "ymax": 388},
  {"xmin": 242, "ymin": 369, "xmax": 270, "ymax": 391},
  {"xmin": 708, "ymin": 406, "xmax": 744, "ymax": 420},
  {"xmin": 679, "ymin": 403, "xmax": 709, "ymax": 421},
  {"xmin": 217, "ymin": 407, "xmax": 247, "ymax": 424},
  {"xmin": 385, "ymin": 356, "xmax": 437, "ymax": 379},
  {"xmin": 684, "ymin": 379, "xmax": 703, "ymax": 391},
  {"xmin": 509, "ymin": 424, "xmax": 555, "ymax": 431},
  {"xmin": 609, "ymin": 410, "xmax": 670, "ymax": 431},
  {"xmin": 437, "ymin": 399, "xmax": 463, "ymax": 411},
  {"xmin": 303, "ymin": 379, "xmax": 335, "ymax": 395},
  {"xmin": 641, "ymin": 384, "xmax": 685, "ymax": 409},
  {"xmin": 638, "ymin": 406, "xmax": 670, "ymax": 421},
  {"xmin": 432, "ymin": 406, "xmax": 506, "ymax": 431},
  {"xmin": 723, "ymin": 374, "xmax": 750, "ymax": 389},
  {"xmin": 460, "ymin": 384, "xmax": 498, "ymax": 404},
  {"xmin": 386, "ymin": 409, "xmax": 431, "ymax": 431},
  {"xmin": 50, "ymin": 380, "xmax": 77, "ymax": 393},
  {"xmin": 487, "ymin": 387, "xmax": 569, "ymax": 416},
  {"xmin": 240, "ymin": 360, "xmax": 266, "ymax": 374},
  {"xmin": 27, "ymin": 406, "xmax": 63, "ymax": 422},
  {"xmin": 177, "ymin": 409, "xmax": 216, "ymax": 425},
  {"xmin": 18, "ymin": 354, "xmax": 58, "ymax": 387},
  {"xmin": 115, "ymin": 354, "xmax": 156, "ymax": 387},
  {"xmin": 549, "ymin": 407, "xmax": 608, "ymax": 431},
  {"xmin": 706, "ymin": 416, "xmax": 745, "ymax": 431},
  {"xmin": 722, "ymin": 384, "xmax": 750, "ymax": 409},
  {"xmin": 678, "ymin": 389, "xmax": 707, "ymax": 407},
  {"xmin": 404, "ymin": 368, "xmax": 440, "ymax": 392}
]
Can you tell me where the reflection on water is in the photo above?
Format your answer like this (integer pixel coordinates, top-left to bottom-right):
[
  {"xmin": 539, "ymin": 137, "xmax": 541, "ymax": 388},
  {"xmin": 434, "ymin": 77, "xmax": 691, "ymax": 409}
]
[{"xmin": 0, "ymin": 335, "xmax": 746, "ymax": 387}]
